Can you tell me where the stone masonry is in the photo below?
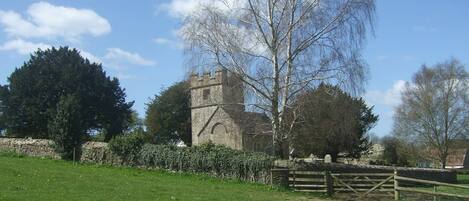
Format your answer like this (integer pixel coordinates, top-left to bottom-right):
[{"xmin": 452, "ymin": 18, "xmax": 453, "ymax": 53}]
[{"xmin": 190, "ymin": 69, "xmax": 272, "ymax": 153}]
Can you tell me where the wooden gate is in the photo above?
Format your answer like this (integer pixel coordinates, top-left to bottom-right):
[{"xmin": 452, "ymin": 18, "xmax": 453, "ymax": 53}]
[
  {"xmin": 288, "ymin": 170, "xmax": 330, "ymax": 193},
  {"xmin": 331, "ymin": 172, "xmax": 394, "ymax": 198},
  {"xmin": 286, "ymin": 170, "xmax": 395, "ymax": 198}
]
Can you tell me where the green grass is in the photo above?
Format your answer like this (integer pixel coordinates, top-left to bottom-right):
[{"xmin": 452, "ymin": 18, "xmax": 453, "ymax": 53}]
[
  {"xmin": 0, "ymin": 153, "xmax": 330, "ymax": 201},
  {"xmin": 431, "ymin": 174, "xmax": 469, "ymax": 195},
  {"xmin": 411, "ymin": 174, "xmax": 469, "ymax": 197},
  {"xmin": 457, "ymin": 174, "xmax": 469, "ymax": 185}
]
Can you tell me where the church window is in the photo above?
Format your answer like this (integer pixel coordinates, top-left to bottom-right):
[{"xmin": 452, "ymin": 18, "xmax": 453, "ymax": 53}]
[{"xmin": 203, "ymin": 89, "xmax": 210, "ymax": 100}]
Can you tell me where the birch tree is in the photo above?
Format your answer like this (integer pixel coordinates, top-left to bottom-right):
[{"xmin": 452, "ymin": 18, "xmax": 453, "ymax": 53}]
[
  {"xmin": 181, "ymin": 0, "xmax": 376, "ymax": 158},
  {"xmin": 393, "ymin": 59, "xmax": 469, "ymax": 169}
]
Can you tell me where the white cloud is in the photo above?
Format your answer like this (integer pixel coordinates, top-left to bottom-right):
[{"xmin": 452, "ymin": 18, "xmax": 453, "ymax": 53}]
[
  {"xmin": 160, "ymin": 0, "xmax": 245, "ymax": 18},
  {"xmin": 115, "ymin": 72, "xmax": 137, "ymax": 80},
  {"xmin": 160, "ymin": 0, "xmax": 206, "ymax": 18},
  {"xmin": 0, "ymin": 38, "xmax": 50, "ymax": 54},
  {"xmin": 154, "ymin": 37, "xmax": 171, "ymax": 45},
  {"xmin": 104, "ymin": 48, "xmax": 156, "ymax": 68},
  {"xmin": 365, "ymin": 80, "xmax": 407, "ymax": 108},
  {"xmin": 78, "ymin": 49, "xmax": 102, "ymax": 64},
  {"xmin": 0, "ymin": 38, "xmax": 102, "ymax": 66},
  {"xmin": 153, "ymin": 37, "xmax": 184, "ymax": 49},
  {"xmin": 0, "ymin": 2, "xmax": 111, "ymax": 42}
]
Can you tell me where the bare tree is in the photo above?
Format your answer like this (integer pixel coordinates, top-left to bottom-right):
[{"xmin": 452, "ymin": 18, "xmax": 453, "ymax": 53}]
[
  {"xmin": 181, "ymin": 0, "xmax": 375, "ymax": 158},
  {"xmin": 393, "ymin": 59, "xmax": 469, "ymax": 169}
]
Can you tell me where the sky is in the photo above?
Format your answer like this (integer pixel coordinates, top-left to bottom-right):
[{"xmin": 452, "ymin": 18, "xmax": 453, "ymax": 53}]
[{"xmin": 0, "ymin": 0, "xmax": 468, "ymax": 137}]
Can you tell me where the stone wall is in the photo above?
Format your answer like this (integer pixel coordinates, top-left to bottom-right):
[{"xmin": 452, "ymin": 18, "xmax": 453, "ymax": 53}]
[
  {"xmin": 80, "ymin": 141, "xmax": 121, "ymax": 165},
  {"xmin": 0, "ymin": 137, "xmax": 60, "ymax": 159},
  {"xmin": 0, "ymin": 138, "xmax": 120, "ymax": 164}
]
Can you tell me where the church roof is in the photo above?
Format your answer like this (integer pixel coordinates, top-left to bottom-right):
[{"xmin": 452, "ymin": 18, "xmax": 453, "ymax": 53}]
[{"xmin": 222, "ymin": 107, "xmax": 272, "ymax": 136}]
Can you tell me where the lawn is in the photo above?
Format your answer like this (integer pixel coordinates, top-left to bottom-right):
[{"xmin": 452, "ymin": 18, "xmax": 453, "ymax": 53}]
[
  {"xmin": 0, "ymin": 153, "xmax": 331, "ymax": 201},
  {"xmin": 406, "ymin": 173, "xmax": 469, "ymax": 200},
  {"xmin": 457, "ymin": 174, "xmax": 469, "ymax": 185},
  {"xmin": 428, "ymin": 174, "xmax": 469, "ymax": 196}
]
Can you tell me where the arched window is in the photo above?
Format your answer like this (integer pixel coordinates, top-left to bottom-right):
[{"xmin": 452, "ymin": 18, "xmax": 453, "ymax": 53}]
[{"xmin": 211, "ymin": 123, "xmax": 227, "ymax": 144}]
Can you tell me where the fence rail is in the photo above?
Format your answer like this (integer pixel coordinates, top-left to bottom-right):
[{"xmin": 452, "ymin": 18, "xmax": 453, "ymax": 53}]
[
  {"xmin": 271, "ymin": 168, "xmax": 469, "ymax": 200},
  {"xmin": 394, "ymin": 174, "xmax": 469, "ymax": 200}
]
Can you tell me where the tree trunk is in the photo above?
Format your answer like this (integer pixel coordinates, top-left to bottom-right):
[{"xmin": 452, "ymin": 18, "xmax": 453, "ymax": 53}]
[{"xmin": 440, "ymin": 153, "xmax": 447, "ymax": 169}]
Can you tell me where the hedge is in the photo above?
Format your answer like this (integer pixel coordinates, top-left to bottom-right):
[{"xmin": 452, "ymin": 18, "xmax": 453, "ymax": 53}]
[{"xmin": 109, "ymin": 137, "xmax": 275, "ymax": 183}]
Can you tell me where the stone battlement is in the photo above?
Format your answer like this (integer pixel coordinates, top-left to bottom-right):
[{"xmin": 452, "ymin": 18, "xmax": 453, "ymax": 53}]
[{"xmin": 190, "ymin": 69, "xmax": 227, "ymax": 89}]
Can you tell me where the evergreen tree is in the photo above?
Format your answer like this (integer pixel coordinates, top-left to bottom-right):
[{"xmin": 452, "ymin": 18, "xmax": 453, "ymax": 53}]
[
  {"xmin": 145, "ymin": 81, "xmax": 191, "ymax": 145},
  {"xmin": 48, "ymin": 95, "xmax": 84, "ymax": 160},
  {"xmin": 0, "ymin": 47, "xmax": 133, "ymax": 141},
  {"xmin": 290, "ymin": 84, "xmax": 378, "ymax": 161}
]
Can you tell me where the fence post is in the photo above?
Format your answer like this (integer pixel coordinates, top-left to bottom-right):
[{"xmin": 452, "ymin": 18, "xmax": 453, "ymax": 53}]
[
  {"xmin": 73, "ymin": 147, "xmax": 76, "ymax": 165},
  {"xmin": 325, "ymin": 171, "xmax": 333, "ymax": 196},
  {"xmin": 394, "ymin": 169, "xmax": 399, "ymax": 201},
  {"xmin": 270, "ymin": 169, "xmax": 273, "ymax": 187},
  {"xmin": 433, "ymin": 185, "xmax": 437, "ymax": 201},
  {"xmin": 292, "ymin": 169, "xmax": 296, "ymax": 189}
]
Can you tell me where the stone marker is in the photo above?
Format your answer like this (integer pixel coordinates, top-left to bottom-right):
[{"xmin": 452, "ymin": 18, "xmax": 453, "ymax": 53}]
[{"xmin": 324, "ymin": 154, "xmax": 332, "ymax": 163}]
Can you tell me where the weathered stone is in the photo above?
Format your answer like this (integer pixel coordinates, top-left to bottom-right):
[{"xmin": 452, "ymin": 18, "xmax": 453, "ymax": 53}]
[
  {"xmin": 0, "ymin": 138, "xmax": 60, "ymax": 159},
  {"xmin": 324, "ymin": 154, "xmax": 332, "ymax": 163},
  {"xmin": 190, "ymin": 69, "xmax": 272, "ymax": 153}
]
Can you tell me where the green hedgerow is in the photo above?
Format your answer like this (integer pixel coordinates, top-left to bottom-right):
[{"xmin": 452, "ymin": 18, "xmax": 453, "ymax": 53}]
[
  {"xmin": 108, "ymin": 139, "xmax": 275, "ymax": 183},
  {"xmin": 108, "ymin": 133, "xmax": 145, "ymax": 165}
]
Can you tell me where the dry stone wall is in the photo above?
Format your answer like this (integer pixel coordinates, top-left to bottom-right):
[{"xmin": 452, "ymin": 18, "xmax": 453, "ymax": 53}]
[
  {"xmin": 0, "ymin": 137, "xmax": 60, "ymax": 159},
  {"xmin": 80, "ymin": 141, "xmax": 121, "ymax": 165},
  {"xmin": 0, "ymin": 138, "xmax": 120, "ymax": 164}
]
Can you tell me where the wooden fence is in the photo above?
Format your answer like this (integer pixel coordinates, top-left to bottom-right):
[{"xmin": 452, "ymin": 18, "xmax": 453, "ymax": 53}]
[
  {"xmin": 272, "ymin": 169, "xmax": 469, "ymax": 200},
  {"xmin": 394, "ymin": 174, "xmax": 469, "ymax": 200}
]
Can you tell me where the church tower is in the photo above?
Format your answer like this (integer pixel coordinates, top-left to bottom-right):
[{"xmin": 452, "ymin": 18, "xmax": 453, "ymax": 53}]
[{"xmin": 190, "ymin": 69, "xmax": 245, "ymax": 149}]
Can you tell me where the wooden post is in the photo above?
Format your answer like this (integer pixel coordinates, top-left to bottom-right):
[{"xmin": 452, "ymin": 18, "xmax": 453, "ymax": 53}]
[
  {"xmin": 433, "ymin": 185, "xmax": 437, "ymax": 201},
  {"xmin": 73, "ymin": 147, "xmax": 76, "ymax": 165},
  {"xmin": 325, "ymin": 171, "xmax": 333, "ymax": 196},
  {"xmin": 394, "ymin": 169, "xmax": 398, "ymax": 200},
  {"xmin": 270, "ymin": 169, "xmax": 273, "ymax": 187},
  {"xmin": 292, "ymin": 169, "xmax": 296, "ymax": 190}
]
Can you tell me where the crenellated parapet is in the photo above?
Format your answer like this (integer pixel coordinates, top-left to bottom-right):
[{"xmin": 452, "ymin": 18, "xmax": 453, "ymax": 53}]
[{"xmin": 190, "ymin": 69, "xmax": 227, "ymax": 89}]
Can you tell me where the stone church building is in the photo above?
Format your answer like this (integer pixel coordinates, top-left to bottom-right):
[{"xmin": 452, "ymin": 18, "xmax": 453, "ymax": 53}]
[{"xmin": 190, "ymin": 69, "xmax": 272, "ymax": 153}]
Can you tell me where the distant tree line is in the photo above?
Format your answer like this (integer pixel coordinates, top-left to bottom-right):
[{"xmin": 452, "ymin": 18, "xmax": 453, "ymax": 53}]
[{"xmin": 376, "ymin": 58, "xmax": 468, "ymax": 169}]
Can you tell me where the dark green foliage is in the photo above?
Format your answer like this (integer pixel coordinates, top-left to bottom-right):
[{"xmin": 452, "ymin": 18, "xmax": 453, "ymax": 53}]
[
  {"xmin": 139, "ymin": 143, "xmax": 274, "ymax": 181},
  {"xmin": 290, "ymin": 83, "xmax": 378, "ymax": 161},
  {"xmin": 108, "ymin": 133, "xmax": 145, "ymax": 164},
  {"xmin": 48, "ymin": 95, "xmax": 84, "ymax": 160},
  {"xmin": 0, "ymin": 85, "xmax": 9, "ymax": 136},
  {"xmin": 109, "ymin": 140, "xmax": 275, "ymax": 182},
  {"xmin": 145, "ymin": 81, "xmax": 191, "ymax": 145},
  {"xmin": 380, "ymin": 136, "xmax": 411, "ymax": 166},
  {"xmin": 0, "ymin": 47, "xmax": 133, "ymax": 140}
]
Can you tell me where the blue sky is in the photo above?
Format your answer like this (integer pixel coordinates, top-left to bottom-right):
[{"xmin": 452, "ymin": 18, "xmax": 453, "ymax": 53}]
[{"xmin": 0, "ymin": 0, "xmax": 468, "ymax": 136}]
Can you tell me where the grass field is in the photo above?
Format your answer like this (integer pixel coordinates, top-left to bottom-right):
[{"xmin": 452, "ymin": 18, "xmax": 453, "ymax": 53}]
[
  {"xmin": 0, "ymin": 153, "xmax": 331, "ymax": 201},
  {"xmin": 431, "ymin": 174, "xmax": 469, "ymax": 196},
  {"xmin": 457, "ymin": 174, "xmax": 469, "ymax": 185},
  {"xmin": 418, "ymin": 174, "xmax": 469, "ymax": 196}
]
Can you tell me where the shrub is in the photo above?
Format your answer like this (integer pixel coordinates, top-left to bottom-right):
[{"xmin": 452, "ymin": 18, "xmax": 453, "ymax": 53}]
[
  {"xmin": 137, "ymin": 142, "xmax": 275, "ymax": 182},
  {"xmin": 107, "ymin": 140, "xmax": 275, "ymax": 183},
  {"xmin": 108, "ymin": 133, "xmax": 145, "ymax": 164}
]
